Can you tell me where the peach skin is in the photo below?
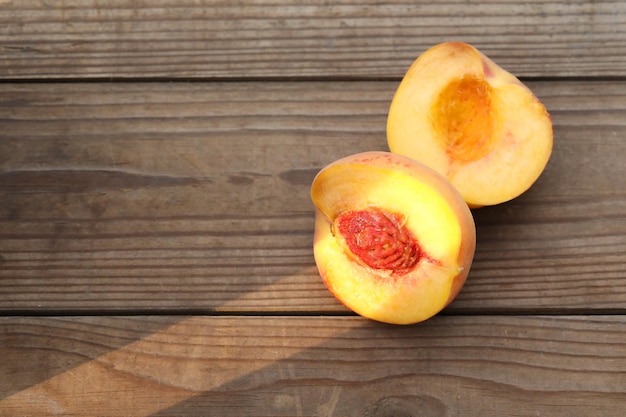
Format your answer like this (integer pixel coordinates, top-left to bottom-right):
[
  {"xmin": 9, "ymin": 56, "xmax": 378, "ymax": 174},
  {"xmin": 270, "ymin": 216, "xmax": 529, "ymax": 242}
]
[
  {"xmin": 387, "ymin": 42, "xmax": 553, "ymax": 207},
  {"xmin": 311, "ymin": 151, "xmax": 476, "ymax": 324}
]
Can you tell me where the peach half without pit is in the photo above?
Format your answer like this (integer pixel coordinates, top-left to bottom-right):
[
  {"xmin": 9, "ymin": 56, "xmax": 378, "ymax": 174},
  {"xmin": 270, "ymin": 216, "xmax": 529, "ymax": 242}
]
[
  {"xmin": 387, "ymin": 42, "xmax": 553, "ymax": 207},
  {"xmin": 311, "ymin": 151, "xmax": 476, "ymax": 325}
]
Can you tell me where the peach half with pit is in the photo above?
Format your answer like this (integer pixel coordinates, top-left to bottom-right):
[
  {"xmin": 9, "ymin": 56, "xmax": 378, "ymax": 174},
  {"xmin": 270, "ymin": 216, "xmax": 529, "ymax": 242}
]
[
  {"xmin": 311, "ymin": 151, "xmax": 476, "ymax": 325},
  {"xmin": 387, "ymin": 42, "xmax": 553, "ymax": 207}
]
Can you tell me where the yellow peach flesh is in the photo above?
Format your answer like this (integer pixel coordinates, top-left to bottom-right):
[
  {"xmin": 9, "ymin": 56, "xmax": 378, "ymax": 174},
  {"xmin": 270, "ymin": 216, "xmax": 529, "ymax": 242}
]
[
  {"xmin": 387, "ymin": 42, "xmax": 553, "ymax": 207},
  {"xmin": 311, "ymin": 151, "xmax": 475, "ymax": 325}
]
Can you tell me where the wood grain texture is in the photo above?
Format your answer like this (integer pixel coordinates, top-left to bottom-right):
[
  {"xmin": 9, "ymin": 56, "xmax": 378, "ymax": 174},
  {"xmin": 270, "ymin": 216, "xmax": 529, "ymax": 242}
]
[
  {"xmin": 2, "ymin": 2, "xmax": 625, "ymax": 416},
  {"xmin": 1, "ymin": 80, "xmax": 625, "ymax": 313},
  {"xmin": 1, "ymin": 0, "xmax": 626, "ymax": 79},
  {"xmin": 1, "ymin": 315, "xmax": 625, "ymax": 416}
]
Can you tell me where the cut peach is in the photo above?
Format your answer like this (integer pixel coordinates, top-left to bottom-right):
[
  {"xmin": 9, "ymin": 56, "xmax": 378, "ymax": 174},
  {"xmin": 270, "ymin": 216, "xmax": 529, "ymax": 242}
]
[
  {"xmin": 311, "ymin": 151, "xmax": 476, "ymax": 325},
  {"xmin": 387, "ymin": 42, "xmax": 553, "ymax": 207}
]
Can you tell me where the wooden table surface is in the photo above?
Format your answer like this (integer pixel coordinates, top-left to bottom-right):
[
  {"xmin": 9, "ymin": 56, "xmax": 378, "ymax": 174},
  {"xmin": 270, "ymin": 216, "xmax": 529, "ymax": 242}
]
[{"xmin": 1, "ymin": 1, "xmax": 625, "ymax": 416}]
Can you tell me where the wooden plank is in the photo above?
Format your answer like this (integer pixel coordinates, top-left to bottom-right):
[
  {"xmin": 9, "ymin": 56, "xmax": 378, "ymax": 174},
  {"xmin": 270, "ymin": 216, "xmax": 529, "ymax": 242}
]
[
  {"xmin": 1, "ymin": 81, "xmax": 625, "ymax": 313},
  {"xmin": 1, "ymin": 0, "xmax": 626, "ymax": 79},
  {"xmin": 1, "ymin": 315, "xmax": 625, "ymax": 416}
]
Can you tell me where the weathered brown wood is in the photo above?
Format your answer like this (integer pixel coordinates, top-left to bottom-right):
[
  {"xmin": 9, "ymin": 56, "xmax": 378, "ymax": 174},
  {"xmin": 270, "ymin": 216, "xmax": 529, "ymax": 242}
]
[
  {"xmin": 1, "ymin": 81, "xmax": 625, "ymax": 313},
  {"xmin": 1, "ymin": 0, "xmax": 626, "ymax": 79},
  {"xmin": 2, "ymin": 2, "xmax": 625, "ymax": 417},
  {"xmin": 1, "ymin": 315, "xmax": 625, "ymax": 416}
]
